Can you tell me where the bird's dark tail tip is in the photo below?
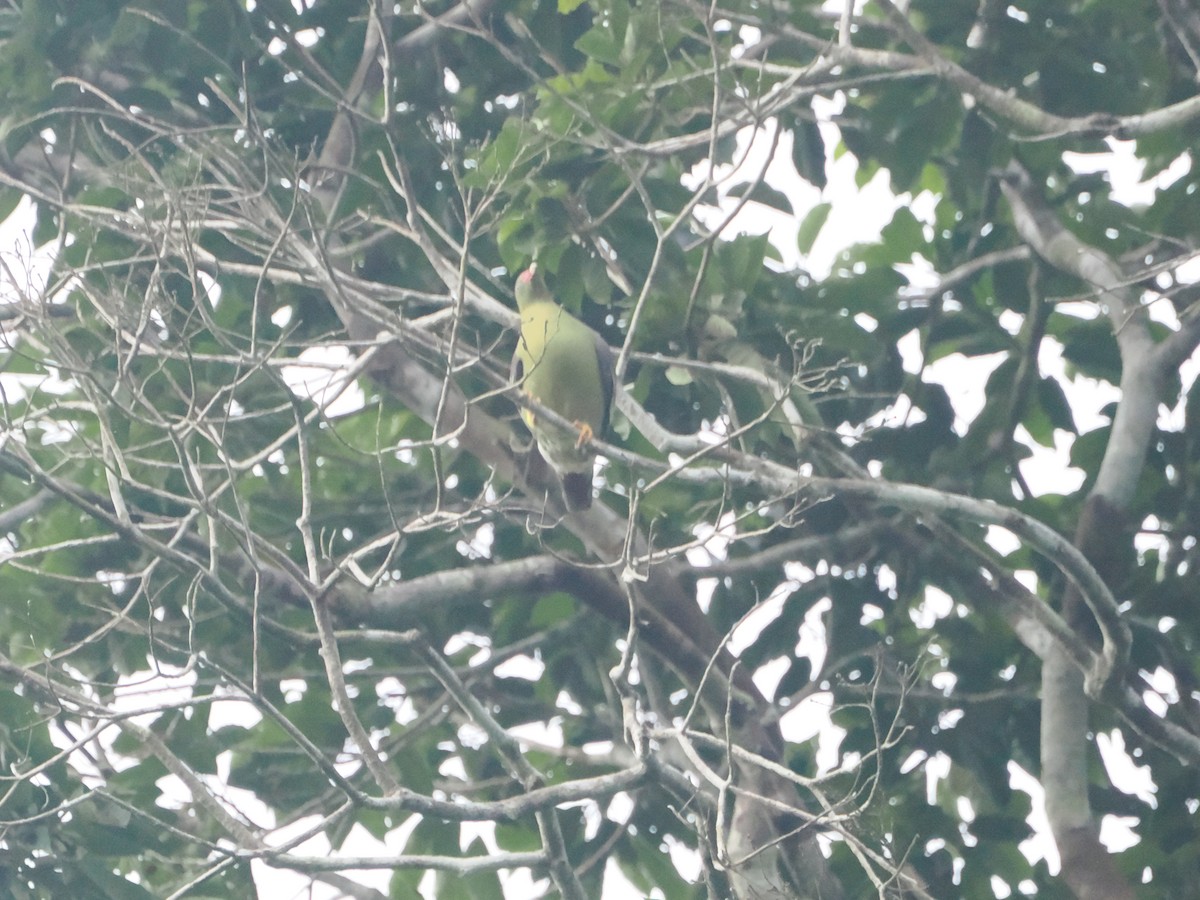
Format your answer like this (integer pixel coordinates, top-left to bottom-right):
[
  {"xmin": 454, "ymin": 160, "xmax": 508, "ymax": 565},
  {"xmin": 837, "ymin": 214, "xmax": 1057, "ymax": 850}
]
[{"xmin": 561, "ymin": 473, "xmax": 593, "ymax": 511}]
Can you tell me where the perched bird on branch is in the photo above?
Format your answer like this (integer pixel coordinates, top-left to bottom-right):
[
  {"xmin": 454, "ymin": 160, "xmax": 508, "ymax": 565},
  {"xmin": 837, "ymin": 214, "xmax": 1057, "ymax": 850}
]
[{"xmin": 511, "ymin": 264, "xmax": 614, "ymax": 511}]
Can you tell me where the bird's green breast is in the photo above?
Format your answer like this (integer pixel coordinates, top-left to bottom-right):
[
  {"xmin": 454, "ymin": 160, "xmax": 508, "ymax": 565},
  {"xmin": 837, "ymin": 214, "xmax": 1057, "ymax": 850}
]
[{"xmin": 518, "ymin": 302, "xmax": 608, "ymax": 432}]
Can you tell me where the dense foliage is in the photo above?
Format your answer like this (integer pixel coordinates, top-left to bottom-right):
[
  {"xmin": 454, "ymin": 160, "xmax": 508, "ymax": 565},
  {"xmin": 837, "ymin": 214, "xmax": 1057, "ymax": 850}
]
[{"xmin": 2, "ymin": 0, "xmax": 1199, "ymax": 897}]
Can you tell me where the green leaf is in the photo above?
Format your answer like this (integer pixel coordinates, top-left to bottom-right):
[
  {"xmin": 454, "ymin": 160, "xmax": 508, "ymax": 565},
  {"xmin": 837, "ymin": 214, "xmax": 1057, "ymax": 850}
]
[
  {"xmin": 495, "ymin": 821, "xmax": 543, "ymax": 852},
  {"xmin": 389, "ymin": 869, "xmax": 425, "ymax": 900},
  {"xmin": 664, "ymin": 365, "xmax": 693, "ymax": 385},
  {"xmin": 727, "ymin": 180, "xmax": 793, "ymax": 215},
  {"xmin": 1036, "ymin": 376, "xmax": 1077, "ymax": 434},
  {"xmin": 76, "ymin": 860, "xmax": 157, "ymax": 900},
  {"xmin": 531, "ymin": 591, "xmax": 576, "ymax": 627},
  {"xmin": 0, "ymin": 187, "xmax": 23, "ymax": 225},
  {"xmin": 1022, "ymin": 395, "xmax": 1056, "ymax": 447},
  {"xmin": 791, "ymin": 118, "xmax": 827, "ymax": 188},
  {"xmin": 796, "ymin": 202, "xmax": 832, "ymax": 255},
  {"xmin": 879, "ymin": 205, "xmax": 926, "ymax": 259}
]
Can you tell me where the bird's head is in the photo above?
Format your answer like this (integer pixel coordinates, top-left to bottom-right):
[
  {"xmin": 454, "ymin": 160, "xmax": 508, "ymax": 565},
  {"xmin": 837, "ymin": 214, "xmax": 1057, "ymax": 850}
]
[{"xmin": 514, "ymin": 264, "xmax": 549, "ymax": 310}]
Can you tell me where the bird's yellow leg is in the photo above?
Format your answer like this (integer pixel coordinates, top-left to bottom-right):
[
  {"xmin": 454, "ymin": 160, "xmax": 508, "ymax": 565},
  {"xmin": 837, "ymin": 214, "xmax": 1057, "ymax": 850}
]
[{"xmin": 574, "ymin": 421, "xmax": 594, "ymax": 448}]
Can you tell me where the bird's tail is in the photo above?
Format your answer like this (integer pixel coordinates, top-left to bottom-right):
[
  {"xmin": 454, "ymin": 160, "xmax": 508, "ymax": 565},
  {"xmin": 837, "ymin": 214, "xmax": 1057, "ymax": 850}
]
[{"xmin": 561, "ymin": 472, "xmax": 593, "ymax": 511}]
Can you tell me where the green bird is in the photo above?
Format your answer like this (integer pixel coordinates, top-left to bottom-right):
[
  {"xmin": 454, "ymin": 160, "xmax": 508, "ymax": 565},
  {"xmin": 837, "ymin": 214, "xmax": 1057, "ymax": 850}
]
[{"xmin": 512, "ymin": 264, "xmax": 614, "ymax": 511}]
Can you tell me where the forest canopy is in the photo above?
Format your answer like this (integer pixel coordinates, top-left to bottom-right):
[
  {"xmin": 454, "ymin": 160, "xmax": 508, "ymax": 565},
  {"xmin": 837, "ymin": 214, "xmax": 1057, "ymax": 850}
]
[{"xmin": 1, "ymin": 1, "xmax": 1200, "ymax": 898}]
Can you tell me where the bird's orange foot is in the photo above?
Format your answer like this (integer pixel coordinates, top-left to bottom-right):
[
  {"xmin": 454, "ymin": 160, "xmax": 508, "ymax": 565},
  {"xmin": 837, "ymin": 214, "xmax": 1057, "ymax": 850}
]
[{"xmin": 574, "ymin": 421, "xmax": 594, "ymax": 448}]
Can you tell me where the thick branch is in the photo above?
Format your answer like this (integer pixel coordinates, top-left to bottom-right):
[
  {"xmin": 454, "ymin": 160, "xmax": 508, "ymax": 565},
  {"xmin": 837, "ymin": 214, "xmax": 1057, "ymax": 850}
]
[{"xmin": 998, "ymin": 158, "xmax": 1191, "ymax": 900}]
